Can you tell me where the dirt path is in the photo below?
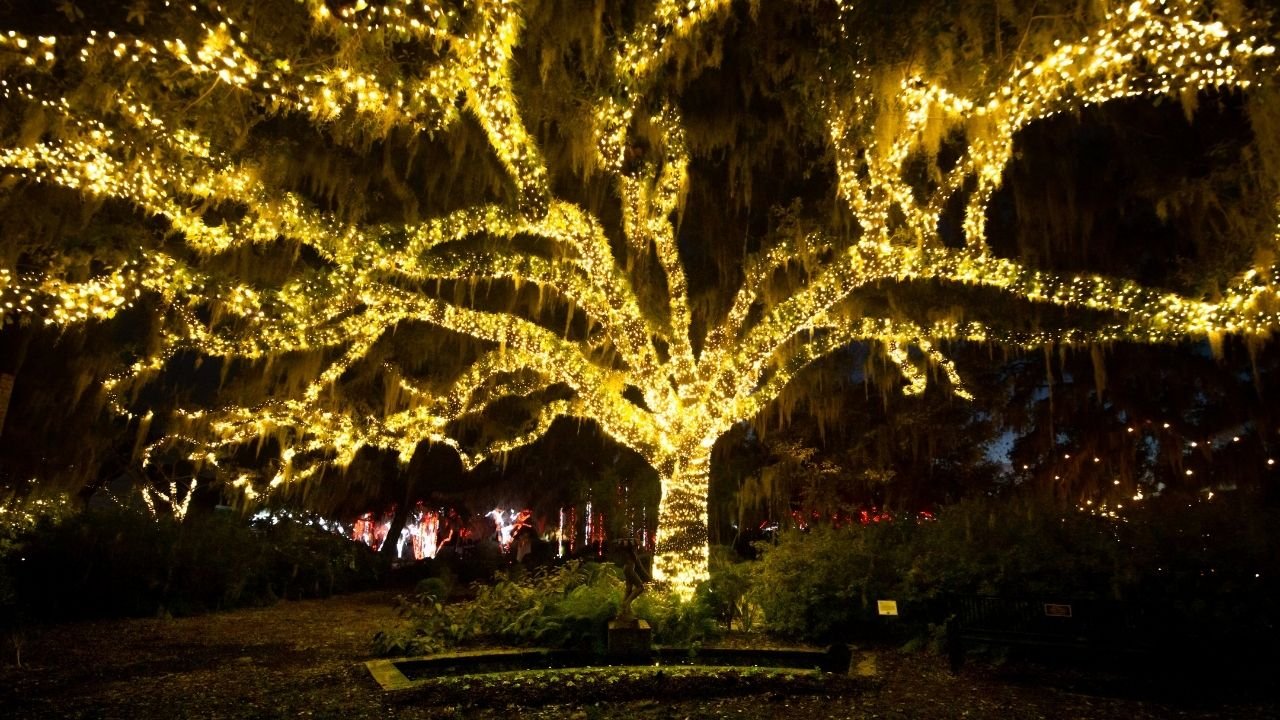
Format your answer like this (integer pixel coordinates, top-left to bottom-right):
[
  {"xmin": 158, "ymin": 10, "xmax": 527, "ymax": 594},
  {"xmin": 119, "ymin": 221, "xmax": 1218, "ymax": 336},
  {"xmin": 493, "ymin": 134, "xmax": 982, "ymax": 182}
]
[
  {"xmin": 2, "ymin": 591, "xmax": 408, "ymax": 719},
  {"xmin": 2, "ymin": 592, "xmax": 1275, "ymax": 719}
]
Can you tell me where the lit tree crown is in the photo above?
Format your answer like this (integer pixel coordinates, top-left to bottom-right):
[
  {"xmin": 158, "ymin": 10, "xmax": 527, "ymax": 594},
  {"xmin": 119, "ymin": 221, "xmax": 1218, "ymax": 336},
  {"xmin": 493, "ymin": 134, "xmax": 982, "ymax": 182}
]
[{"xmin": 2, "ymin": 0, "xmax": 1279, "ymax": 589}]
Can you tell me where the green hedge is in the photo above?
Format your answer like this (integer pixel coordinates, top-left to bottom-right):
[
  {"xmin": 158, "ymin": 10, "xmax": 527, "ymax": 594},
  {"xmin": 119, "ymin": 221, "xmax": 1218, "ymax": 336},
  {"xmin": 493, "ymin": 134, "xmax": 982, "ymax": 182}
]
[
  {"xmin": 6, "ymin": 506, "xmax": 387, "ymax": 621},
  {"xmin": 749, "ymin": 494, "xmax": 1280, "ymax": 645}
]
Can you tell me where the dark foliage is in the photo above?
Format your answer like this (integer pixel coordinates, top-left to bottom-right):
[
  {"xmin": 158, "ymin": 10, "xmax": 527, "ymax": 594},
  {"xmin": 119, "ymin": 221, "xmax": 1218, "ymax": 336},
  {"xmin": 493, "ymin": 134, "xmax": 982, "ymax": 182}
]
[
  {"xmin": 750, "ymin": 492, "xmax": 1280, "ymax": 654},
  {"xmin": 5, "ymin": 507, "xmax": 388, "ymax": 621},
  {"xmin": 375, "ymin": 559, "xmax": 719, "ymax": 657}
]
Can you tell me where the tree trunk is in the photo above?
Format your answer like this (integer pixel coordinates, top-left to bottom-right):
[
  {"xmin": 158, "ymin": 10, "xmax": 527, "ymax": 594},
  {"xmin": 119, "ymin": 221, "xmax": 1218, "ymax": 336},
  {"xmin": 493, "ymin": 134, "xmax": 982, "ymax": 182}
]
[
  {"xmin": 380, "ymin": 502, "xmax": 409, "ymax": 558},
  {"xmin": 653, "ymin": 454, "xmax": 711, "ymax": 598}
]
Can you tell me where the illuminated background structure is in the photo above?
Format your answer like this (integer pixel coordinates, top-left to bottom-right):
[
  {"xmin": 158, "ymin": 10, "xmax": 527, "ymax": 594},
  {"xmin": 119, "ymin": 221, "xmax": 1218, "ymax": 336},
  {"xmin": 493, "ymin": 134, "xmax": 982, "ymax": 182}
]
[{"xmin": 1, "ymin": 0, "xmax": 1279, "ymax": 594}]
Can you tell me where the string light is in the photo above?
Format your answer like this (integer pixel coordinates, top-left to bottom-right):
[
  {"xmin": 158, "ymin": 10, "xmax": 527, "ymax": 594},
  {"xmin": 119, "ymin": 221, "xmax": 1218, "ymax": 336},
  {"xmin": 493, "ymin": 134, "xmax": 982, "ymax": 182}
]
[
  {"xmin": 140, "ymin": 479, "xmax": 196, "ymax": 521},
  {"xmin": 0, "ymin": 0, "xmax": 1278, "ymax": 596}
]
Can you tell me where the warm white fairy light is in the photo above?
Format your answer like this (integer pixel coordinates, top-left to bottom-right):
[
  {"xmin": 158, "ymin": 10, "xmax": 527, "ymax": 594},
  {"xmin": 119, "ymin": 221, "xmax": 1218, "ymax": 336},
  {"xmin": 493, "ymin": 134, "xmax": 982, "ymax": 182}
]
[
  {"xmin": 1, "ymin": 0, "xmax": 1278, "ymax": 596},
  {"xmin": 140, "ymin": 479, "xmax": 196, "ymax": 521}
]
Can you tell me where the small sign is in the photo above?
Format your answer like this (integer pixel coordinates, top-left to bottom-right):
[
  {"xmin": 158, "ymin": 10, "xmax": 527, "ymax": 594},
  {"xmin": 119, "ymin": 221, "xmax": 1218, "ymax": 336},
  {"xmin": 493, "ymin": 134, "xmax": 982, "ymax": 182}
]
[
  {"xmin": 1043, "ymin": 603, "xmax": 1073, "ymax": 618},
  {"xmin": 877, "ymin": 600, "xmax": 899, "ymax": 616}
]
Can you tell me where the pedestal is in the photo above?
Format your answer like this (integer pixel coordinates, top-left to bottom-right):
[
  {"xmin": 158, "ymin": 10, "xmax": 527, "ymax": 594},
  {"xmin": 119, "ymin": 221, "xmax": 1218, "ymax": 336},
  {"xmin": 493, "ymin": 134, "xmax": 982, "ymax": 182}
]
[{"xmin": 607, "ymin": 618, "xmax": 652, "ymax": 657}]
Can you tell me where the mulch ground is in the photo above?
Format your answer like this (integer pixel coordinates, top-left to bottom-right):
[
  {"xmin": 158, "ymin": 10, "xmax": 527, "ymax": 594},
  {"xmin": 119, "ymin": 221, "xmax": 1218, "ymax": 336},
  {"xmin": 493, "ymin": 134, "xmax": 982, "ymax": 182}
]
[{"xmin": 2, "ymin": 591, "xmax": 1276, "ymax": 719}]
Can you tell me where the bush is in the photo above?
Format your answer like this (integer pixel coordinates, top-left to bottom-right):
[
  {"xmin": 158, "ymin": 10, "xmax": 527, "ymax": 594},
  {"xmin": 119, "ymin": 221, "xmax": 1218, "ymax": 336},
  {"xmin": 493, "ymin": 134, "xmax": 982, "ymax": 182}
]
[
  {"xmin": 6, "ymin": 506, "xmax": 387, "ymax": 621},
  {"xmin": 634, "ymin": 587, "xmax": 720, "ymax": 646},
  {"xmin": 10, "ymin": 505, "xmax": 175, "ymax": 619},
  {"xmin": 377, "ymin": 560, "xmax": 623, "ymax": 655},
  {"xmin": 751, "ymin": 522, "xmax": 917, "ymax": 641},
  {"xmin": 901, "ymin": 496, "xmax": 1116, "ymax": 601},
  {"xmin": 696, "ymin": 546, "xmax": 758, "ymax": 631},
  {"xmin": 253, "ymin": 516, "xmax": 388, "ymax": 601},
  {"xmin": 747, "ymin": 493, "xmax": 1280, "ymax": 650},
  {"xmin": 376, "ymin": 559, "xmax": 728, "ymax": 656}
]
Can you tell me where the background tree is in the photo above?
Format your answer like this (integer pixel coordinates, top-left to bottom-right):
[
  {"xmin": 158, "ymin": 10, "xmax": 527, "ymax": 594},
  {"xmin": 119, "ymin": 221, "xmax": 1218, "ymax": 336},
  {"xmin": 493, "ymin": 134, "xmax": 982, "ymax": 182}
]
[
  {"xmin": 709, "ymin": 343, "xmax": 1004, "ymax": 549},
  {"xmin": 1004, "ymin": 338, "xmax": 1280, "ymax": 507},
  {"xmin": 1, "ymin": 0, "xmax": 1279, "ymax": 594}
]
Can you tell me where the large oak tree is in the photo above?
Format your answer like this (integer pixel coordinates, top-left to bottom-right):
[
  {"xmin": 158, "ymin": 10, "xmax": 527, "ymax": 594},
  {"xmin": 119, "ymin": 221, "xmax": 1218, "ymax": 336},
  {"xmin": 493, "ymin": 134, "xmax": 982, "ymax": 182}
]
[{"xmin": 1, "ymin": 0, "xmax": 1279, "ymax": 592}]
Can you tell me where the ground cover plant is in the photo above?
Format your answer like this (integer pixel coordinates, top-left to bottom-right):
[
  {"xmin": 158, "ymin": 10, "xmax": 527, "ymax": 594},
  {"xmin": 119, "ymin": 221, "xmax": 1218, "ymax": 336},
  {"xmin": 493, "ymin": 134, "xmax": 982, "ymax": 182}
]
[
  {"xmin": 375, "ymin": 559, "xmax": 719, "ymax": 656},
  {"xmin": 387, "ymin": 665, "xmax": 857, "ymax": 712}
]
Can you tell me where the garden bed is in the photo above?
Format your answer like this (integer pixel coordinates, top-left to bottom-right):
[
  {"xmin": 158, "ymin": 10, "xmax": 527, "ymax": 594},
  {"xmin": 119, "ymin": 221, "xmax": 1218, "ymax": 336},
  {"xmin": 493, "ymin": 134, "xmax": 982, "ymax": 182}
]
[
  {"xmin": 378, "ymin": 645, "xmax": 843, "ymax": 684},
  {"xmin": 377, "ymin": 663, "xmax": 865, "ymax": 709}
]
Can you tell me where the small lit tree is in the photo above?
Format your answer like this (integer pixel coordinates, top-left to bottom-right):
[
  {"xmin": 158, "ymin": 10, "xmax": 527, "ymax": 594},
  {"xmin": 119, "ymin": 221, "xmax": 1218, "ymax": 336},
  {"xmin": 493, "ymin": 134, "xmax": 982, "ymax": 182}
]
[{"xmin": 2, "ymin": 0, "xmax": 1279, "ymax": 594}]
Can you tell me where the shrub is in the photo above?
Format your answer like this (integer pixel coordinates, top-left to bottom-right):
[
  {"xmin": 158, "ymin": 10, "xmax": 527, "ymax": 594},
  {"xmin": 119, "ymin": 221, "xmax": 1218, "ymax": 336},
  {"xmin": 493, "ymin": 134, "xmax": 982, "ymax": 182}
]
[
  {"xmin": 901, "ymin": 496, "xmax": 1116, "ymax": 601},
  {"xmin": 746, "ymin": 493, "xmax": 1280, "ymax": 651},
  {"xmin": 633, "ymin": 587, "xmax": 720, "ymax": 646},
  {"xmin": 377, "ymin": 560, "xmax": 623, "ymax": 655},
  {"xmin": 751, "ymin": 522, "xmax": 917, "ymax": 641},
  {"xmin": 376, "ymin": 560, "xmax": 727, "ymax": 656},
  {"xmin": 697, "ymin": 546, "xmax": 758, "ymax": 631},
  {"xmin": 6, "ymin": 506, "xmax": 387, "ymax": 621}
]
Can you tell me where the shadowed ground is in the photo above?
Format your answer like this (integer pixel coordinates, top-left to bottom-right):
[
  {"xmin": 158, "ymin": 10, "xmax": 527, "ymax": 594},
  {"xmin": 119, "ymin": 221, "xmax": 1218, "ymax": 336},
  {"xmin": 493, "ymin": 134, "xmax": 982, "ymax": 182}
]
[{"xmin": 2, "ymin": 591, "xmax": 1275, "ymax": 719}]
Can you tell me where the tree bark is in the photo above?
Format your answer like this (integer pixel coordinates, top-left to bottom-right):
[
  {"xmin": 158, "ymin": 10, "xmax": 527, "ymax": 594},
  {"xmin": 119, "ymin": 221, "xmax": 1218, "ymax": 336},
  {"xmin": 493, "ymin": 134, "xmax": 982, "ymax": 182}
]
[
  {"xmin": 652, "ymin": 454, "xmax": 712, "ymax": 597},
  {"xmin": 380, "ymin": 502, "xmax": 409, "ymax": 558}
]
